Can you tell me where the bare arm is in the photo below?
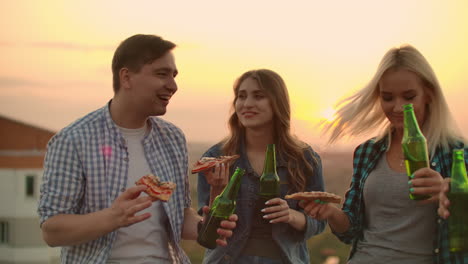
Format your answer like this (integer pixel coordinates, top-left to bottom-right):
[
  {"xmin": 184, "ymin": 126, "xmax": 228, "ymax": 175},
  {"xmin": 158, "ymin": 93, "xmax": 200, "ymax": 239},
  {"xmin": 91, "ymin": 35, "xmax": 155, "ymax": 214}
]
[
  {"xmin": 204, "ymin": 163, "xmax": 229, "ymax": 206},
  {"xmin": 41, "ymin": 185, "xmax": 152, "ymax": 247},
  {"xmin": 287, "ymin": 209, "xmax": 307, "ymax": 231},
  {"xmin": 327, "ymin": 206, "xmax": 351, "ymax": 233},
  {"xmin": 42, "ymin": 210, "xmax": 119, "ymax": 246},
  {"xmin": 209, "ymin": 186, "xmax": 224, "ymax": 206},
  {"xmin": 301, "ymin": 201, "xmax": 350, "ymax": 233},
  {"xmin": 181, "ymin": 208, "xmax": 203, "ymax": 240}
]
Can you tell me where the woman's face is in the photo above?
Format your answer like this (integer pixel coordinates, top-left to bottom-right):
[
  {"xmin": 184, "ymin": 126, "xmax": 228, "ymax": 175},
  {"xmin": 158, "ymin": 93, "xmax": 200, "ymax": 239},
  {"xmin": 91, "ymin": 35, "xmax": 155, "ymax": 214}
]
[
  {"xmin": 235, "ymin": 77, "xmax": 274, "ymax": 130},
  {"xmin": 379, "ymin": 68, "xmax": 430, "ymax": 131}
]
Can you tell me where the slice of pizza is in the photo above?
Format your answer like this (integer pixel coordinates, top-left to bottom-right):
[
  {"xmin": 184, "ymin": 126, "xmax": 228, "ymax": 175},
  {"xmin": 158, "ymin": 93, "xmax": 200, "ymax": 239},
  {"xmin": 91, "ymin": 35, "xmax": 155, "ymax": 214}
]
[
  {"xmin": 191, "ymin": 155, "xmax": 240, "ymax": 174},
  {"xmin": 135, "ymin": 174, "xmax": 176, "ymax": 202},
  {"xmin": 285, "ymin": 191, "xmax": 342, "ymax": 204}
]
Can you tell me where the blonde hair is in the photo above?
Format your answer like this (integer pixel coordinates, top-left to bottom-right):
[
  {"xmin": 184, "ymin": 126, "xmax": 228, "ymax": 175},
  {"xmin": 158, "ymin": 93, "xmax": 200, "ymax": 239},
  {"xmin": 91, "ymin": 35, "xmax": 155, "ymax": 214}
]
[
  {"xmin": 222, "ymin": 69, "xmax": 315, "ymax": 192},
  {"xmin": 323, "ymin": 44, "xmax": 464, "ymax": 155}
]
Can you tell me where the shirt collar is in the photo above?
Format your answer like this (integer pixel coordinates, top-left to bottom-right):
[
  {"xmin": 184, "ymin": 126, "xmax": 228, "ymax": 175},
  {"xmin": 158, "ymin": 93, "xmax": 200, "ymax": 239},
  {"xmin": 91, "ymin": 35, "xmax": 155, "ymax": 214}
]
[
  {"xmin": 104, "ymin": 100, "xmax": 157, "ymax": 146},
  {"xmin": 103, "ymin": 100, "xmax": 125, "ymax": 145}
]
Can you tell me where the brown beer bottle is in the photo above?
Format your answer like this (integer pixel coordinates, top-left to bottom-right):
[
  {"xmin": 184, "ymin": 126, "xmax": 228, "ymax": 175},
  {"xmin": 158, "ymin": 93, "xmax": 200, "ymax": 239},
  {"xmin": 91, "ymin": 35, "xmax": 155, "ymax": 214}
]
[{"xmin": 197, "ymin": 167, "xmax": 245, "ymax": 249}]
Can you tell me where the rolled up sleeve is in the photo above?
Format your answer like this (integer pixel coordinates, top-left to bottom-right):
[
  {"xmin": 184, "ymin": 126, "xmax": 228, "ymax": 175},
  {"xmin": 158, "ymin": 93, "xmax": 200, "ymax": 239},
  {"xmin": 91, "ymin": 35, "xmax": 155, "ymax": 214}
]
[{"xmin": 38, "ymin": 133, "xmax": 85, "ymax": 226}]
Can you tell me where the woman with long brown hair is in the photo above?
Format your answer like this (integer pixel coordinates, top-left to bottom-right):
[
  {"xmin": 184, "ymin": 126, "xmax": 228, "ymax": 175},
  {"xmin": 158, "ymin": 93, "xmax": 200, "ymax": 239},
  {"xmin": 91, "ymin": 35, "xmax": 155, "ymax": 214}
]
[{"xmin": 197, "ymin": 69, "xmax": 325, "ymax": 263}]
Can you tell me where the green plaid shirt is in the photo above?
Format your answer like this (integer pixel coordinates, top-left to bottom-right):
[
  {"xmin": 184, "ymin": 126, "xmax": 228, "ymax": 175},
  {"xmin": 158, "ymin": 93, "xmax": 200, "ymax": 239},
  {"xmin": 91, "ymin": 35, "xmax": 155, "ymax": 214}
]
[{"xmin": 334, "ymin": 136, "xmax": 467, "ymax": 264}]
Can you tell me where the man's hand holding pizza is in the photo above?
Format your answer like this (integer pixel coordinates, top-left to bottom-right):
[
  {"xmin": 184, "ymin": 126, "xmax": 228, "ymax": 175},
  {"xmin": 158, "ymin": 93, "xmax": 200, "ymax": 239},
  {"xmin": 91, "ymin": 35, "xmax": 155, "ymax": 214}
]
[
  {"xmin": 109, "ymin": 185, "xmax": 154, "ymax": 228},
  {"xmin": 130, "ymin": 172, "xmax": 238, "ymax": 247}
]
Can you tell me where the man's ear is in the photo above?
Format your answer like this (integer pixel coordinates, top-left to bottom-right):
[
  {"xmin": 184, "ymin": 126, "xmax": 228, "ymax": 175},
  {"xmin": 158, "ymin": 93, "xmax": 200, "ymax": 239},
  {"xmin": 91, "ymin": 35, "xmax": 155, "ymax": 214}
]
[{"xmin": 119, "ymin": 68, "xmax": 131, "ymax": 90}]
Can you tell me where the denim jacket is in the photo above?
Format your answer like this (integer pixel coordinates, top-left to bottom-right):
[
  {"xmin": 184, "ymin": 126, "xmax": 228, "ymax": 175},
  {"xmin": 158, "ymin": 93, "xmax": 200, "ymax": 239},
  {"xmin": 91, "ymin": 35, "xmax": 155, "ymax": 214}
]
[{"xmin": 197, "ymin": 142, "xmax": 326, "ymax": 264}]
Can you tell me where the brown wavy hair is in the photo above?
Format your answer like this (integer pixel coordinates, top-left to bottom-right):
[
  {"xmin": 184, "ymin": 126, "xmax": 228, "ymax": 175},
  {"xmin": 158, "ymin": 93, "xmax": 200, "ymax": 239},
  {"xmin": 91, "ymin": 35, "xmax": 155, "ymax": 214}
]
[{"xmin": 221, "ymin": 69, "xmax": 316, "ymax": 192}]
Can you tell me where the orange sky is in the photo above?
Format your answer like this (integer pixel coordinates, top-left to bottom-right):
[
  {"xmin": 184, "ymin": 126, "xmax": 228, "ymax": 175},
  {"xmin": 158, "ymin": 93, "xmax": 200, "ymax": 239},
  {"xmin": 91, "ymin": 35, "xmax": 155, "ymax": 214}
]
[{"xmin": 1, "ymin": 1, "xmax": 468, "ymax": 149}]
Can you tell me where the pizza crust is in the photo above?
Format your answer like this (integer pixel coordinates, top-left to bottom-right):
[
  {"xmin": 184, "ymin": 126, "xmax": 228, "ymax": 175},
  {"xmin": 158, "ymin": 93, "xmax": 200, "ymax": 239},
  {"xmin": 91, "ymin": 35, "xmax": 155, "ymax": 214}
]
[{"xmin": 285, "ymin": 191, "xmax": 342, "ymax": 204}]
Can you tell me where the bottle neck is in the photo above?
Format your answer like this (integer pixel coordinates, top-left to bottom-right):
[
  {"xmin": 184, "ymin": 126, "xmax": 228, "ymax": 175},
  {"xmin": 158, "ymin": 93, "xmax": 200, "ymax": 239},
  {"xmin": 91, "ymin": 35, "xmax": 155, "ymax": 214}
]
[
  {"xmin": 403, "ymin": 107, "xmax": 423, "ymax": 138},
  {"xmin": 262, "ymin": 144, "xmax": 277, "ymax": 176},
  {"xmin": 451, "ymin": 150, "xmax": 468, "ymax": 191},
  {"xmin": 219, "ymin": 168, "xmax": 244, "ymax": 200}
]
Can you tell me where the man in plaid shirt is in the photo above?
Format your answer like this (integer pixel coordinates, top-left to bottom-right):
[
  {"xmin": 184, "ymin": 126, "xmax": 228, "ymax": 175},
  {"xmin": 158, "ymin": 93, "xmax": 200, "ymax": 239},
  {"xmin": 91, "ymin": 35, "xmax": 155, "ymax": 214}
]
[{"xmin": 38, "ymin": 34, "xmax": 237, "ymax": 264}]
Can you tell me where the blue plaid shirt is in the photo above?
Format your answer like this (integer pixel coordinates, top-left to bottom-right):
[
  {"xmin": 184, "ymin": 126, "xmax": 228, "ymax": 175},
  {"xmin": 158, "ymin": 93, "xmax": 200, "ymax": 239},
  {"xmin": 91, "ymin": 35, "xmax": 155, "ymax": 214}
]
[
  {"xmin": 38, "ymin": 102, "xmax": 191, "ymax": 264},
  {"xmin": 334, "ymin": 136, "xmax": 468, "ymax": 264}
]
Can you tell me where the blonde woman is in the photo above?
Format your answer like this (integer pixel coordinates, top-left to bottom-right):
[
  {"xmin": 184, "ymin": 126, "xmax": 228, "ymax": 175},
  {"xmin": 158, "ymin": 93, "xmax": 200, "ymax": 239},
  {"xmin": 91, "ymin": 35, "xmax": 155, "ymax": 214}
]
[{"xmin": 301, "ymin": 45, "xmax": 467, "ymax": 264}]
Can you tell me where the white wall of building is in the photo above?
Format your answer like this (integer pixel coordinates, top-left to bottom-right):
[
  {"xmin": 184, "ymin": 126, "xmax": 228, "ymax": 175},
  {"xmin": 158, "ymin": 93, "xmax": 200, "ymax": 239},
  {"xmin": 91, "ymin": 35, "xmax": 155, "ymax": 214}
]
[
  {"xmin": 0, "ymin": 168, "xmax": 61, "ymax": 263},
  {"xmin": 0, "ymin": 246, "xmax": 60, "ymax": 263},
  {"xmin": 0, "ymin": 168, "xmax": 43, "ymax": 218},
  {"xmin": 0, "ymin": 169, "xmax": 17, "ymax": 217}
]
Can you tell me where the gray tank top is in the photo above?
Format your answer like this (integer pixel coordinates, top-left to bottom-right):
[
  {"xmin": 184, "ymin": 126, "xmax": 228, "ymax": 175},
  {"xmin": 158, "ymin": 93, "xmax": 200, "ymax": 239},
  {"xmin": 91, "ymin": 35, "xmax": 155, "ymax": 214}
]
[{"xmin": 349, "ymin": 155, "xmax": 436, "ymax": 264}]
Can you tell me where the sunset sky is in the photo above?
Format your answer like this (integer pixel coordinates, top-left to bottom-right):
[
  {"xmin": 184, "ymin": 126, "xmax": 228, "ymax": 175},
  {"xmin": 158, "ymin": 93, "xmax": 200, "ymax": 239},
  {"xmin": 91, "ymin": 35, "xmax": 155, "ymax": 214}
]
[{"xmin": 1, "ymin": 1, "xmax": 468, "ymax": 149}]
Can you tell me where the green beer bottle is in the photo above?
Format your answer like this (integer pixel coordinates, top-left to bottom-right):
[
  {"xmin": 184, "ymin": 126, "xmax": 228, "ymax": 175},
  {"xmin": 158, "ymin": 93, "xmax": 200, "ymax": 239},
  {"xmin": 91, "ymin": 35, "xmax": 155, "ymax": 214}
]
[
  {"xmin": 255, "ymin": 144, "xmax": 280, "ymax": 224},
  {"xmin": 197, "ymin": 167, "xmax": 245, "ymax": 249},
  {"xmin": 448, "ymin": 149, "xmax": 468, "ymax": 252},
  {"xmin": 402, "ymin": 103, "xmax": 430, "ymax": 200}
]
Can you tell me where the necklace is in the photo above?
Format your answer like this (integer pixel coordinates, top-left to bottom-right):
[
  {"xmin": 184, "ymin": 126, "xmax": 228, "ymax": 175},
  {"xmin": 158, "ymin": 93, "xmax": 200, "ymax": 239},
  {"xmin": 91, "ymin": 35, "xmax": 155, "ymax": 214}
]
[
  {"xmin": 398, "ymin": 152, "xmax": 405, "ymax": 167},
  {"xmin": 395, "ymin": 151, "xmax": 405, "ymax": 167},
  {"xmin": 389, "ymin": 142, "xmax": 406, "ymax": 168}
]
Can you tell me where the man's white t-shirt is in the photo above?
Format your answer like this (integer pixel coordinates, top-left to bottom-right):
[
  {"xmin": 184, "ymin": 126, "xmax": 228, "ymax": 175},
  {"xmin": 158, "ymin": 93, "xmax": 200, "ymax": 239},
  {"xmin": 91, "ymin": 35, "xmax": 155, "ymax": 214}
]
[{"xmin": 107, "ymin": 124, "xmax": 171, "ymax": 264}]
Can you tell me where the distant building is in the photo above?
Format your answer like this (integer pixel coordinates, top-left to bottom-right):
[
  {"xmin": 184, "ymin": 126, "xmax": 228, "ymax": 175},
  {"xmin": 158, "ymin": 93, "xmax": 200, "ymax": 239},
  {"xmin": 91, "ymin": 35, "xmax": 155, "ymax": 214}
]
[{"xmin": 0, "ymin": 115, "xmax": 59, "ymax": 264}]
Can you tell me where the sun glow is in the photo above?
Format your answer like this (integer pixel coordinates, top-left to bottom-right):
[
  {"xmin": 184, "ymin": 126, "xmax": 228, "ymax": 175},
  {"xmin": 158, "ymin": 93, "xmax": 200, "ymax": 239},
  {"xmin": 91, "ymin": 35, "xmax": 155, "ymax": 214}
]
[
  {"xmin": 1, "ymin": 1, "xmax": 468, "ymax": 143},
  {"xmin": 320, "ymin": 107, "xmax": 336, "ymax": 123}
]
